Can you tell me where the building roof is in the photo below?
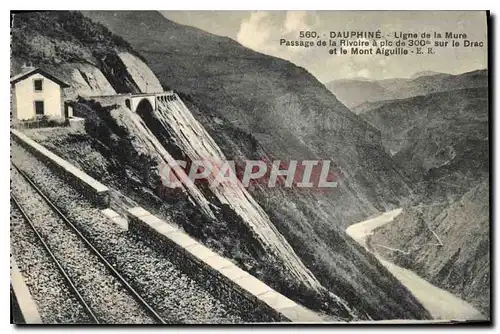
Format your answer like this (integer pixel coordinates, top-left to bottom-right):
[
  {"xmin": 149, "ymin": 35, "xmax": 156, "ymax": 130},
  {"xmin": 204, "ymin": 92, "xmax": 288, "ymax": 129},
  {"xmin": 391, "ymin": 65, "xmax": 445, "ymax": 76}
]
[{"xmin": 10, "ymin": 68, "xmax": 70, "ymax": 88}]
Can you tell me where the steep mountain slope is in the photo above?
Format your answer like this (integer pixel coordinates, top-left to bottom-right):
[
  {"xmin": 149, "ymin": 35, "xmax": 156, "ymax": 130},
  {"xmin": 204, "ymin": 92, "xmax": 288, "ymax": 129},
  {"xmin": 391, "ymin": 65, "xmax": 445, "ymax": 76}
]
[
  {"xmin": 328, "ymin": 70, "xmax": 487, "ymax": 111},
  {"xmin": 362, "ymin": 87, "xmax": 488, "ymax": 164},
  {"xmin": 325, "ymin": 79, "xmax": 396, "ymax": 109},
  {"xmin": 83, "ymin": 10, "xmax": 411, "ymax": 224},
  {"xmin": 11, "ymin": 11, "xmax": 431, "ymax": 320},
  {"xmin": 137, "ymin": 95, "xmax": 326, "ymax": 292},
  {"xmin": 370, "ymin": 180, "xmax": 490, "ymax": 315},
  {"xmin": 410, "ymin": 71, "xmax": 444, "ymax": 79},
  {"xmin": 81, "ymin": 11, "xmax": 433, "ymax": 319},
  {"xmin": 359, "ymin": 85, "xmax": 489, "ymax": 315},
  {"xmin": 377, "ymin": 70, "xmax": 487, "ymax": 101}
]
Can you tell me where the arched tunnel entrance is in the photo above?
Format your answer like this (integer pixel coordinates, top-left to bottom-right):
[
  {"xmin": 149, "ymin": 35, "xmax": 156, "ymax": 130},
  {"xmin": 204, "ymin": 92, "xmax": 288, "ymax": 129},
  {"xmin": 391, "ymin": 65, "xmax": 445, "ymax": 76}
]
[
  {"xmin": 135, "ymin": 98, "xmax": 154, "ymax": 116},
  {"xmin": 135, "ymin": 97, "xmax": 187, "ymax": 165}
]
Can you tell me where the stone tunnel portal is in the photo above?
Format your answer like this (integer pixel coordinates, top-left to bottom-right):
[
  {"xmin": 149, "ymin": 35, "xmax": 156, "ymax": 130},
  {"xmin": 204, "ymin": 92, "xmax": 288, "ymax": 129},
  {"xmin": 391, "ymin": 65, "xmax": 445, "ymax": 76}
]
[{"xmin": 135, "ymin": 98, "xmax": 154, "ymax": 116}]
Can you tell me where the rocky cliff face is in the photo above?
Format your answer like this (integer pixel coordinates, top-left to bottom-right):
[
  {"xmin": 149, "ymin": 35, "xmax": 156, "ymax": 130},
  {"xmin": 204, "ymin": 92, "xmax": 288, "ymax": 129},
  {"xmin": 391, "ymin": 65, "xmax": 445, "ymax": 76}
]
[
  {"xmin": 370, "ymin": 180, "xmax": 490, "ymax": 315},
  {"xmin": 358, "ymin": 82, "xmax": 489, "ymax": 315},
  {"xmin": 10, "ymin": 11, "xmax": 160, "ymax": 98},
  {"xmin": 12, "ymin": 10, "xmax": 339, "ymax": 317},
  {"xmin": 362, "ymin": 87, "xmax": 488, "ymax": 159},
  {"xmin": 11, "ymin": 11, "xmax": 431, "ymax": 320},
  {"xmin": 83, "ymin": 10, "xmax": 411, "ymax": 225},
  {"xmin": 82, "ymin": 11, "xmax": 436, "ymax": 320}
]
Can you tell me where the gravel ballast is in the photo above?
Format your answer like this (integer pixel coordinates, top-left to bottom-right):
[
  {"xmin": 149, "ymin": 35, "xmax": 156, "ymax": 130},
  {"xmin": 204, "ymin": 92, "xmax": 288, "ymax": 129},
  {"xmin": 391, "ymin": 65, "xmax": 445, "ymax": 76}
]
[
  {"xmin": 11, "ymin": 167, "xmax": 157, "ymax": 324},
  {"xmin": 11, "ymin": 203, "xmax": 93, "ymax": 324},
  {"xmin": 11, "ymin": 141, "xmax": 247, "ymax": 324}
]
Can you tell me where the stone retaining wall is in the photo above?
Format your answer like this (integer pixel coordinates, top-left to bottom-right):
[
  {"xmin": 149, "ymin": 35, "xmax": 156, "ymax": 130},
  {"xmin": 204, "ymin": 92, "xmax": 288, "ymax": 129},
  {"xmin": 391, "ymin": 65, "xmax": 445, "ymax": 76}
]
[
  {"xmin": 10, "ymin": 129, "xmax": 324, "ymax": 323},
  {"xmin": 11, "ymin": 129, "xmax": 109, "ymax": 208},
  {"xmin": 127, "ymin": 206, "xmax": 324, "ymax": 323}
]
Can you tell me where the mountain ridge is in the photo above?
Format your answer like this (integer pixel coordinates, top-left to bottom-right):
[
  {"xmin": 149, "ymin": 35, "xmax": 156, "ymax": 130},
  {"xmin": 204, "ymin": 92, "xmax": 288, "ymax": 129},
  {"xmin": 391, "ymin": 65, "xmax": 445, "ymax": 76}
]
[
  {"xmin": 359, "ymin": 82, "xmax": 489, "ymax": 315},
  {"xmin": 327, "ymin": 69, "xmax": 487, "ymax": 111},
  {"xmin": 82, "ymin": 10, "xmax": 432, "ymax": 319},
  {"xmin": 11, "ymin": 10, "xmax": 431, "ymax": 320}
]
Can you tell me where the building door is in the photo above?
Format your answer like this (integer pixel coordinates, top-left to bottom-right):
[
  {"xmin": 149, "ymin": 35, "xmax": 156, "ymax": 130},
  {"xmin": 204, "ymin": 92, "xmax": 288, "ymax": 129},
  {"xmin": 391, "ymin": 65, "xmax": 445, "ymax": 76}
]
[{"xmin": 34, "ymin": 101, "xmax": 44, "ymax": 116}]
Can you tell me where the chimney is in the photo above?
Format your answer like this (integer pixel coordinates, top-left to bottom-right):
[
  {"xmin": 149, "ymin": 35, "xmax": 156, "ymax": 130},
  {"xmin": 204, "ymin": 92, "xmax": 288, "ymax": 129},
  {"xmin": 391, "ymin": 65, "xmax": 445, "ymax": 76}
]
[{"xmin": 21, "ymin": 61, "xmax": 35, "ymax": 72}]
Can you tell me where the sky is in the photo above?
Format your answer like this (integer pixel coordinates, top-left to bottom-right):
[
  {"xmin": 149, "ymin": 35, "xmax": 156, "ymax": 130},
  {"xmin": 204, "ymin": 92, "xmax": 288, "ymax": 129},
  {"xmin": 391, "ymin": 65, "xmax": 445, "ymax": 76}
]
[{"xmin": 161, "ymin": 11, "xmax": 488, "ymax": 83}]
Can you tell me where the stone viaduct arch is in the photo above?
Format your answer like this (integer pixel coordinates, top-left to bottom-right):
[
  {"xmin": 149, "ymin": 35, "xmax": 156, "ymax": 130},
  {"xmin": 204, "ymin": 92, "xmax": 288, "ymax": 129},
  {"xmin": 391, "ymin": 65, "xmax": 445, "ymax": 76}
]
[
  {"xmin": 125, "ymin": 92, "xmax": 179, "ymax": 114},
  {"xmin": 88, "ymin": 92, "xmax": 178, "ymax": 114},
  {"xmin": 130, "ymin": 96, "xmax": 156, "ymax": 114},
  {"xmin": 135, "ymin": 98, "xmax": 154, "ymax": 116}
]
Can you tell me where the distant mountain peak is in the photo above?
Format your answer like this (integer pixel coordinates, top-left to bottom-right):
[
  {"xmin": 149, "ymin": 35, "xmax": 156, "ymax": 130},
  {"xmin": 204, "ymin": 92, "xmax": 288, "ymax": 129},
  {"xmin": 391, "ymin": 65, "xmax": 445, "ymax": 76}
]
[
  {"xmin": 330, "ymin": 76, "xmax": 373, "ymax": 83},
  {"xmin": 327, "ymin": 69, "xmax": 487, "ymax": 110},
  {"xmin": 410, "ymin": 70, "xmax": 445, "ymax": 78}
]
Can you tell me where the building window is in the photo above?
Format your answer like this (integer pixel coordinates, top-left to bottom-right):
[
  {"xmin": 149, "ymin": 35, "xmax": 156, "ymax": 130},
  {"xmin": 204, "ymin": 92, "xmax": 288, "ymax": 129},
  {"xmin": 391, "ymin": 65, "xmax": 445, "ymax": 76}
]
[
  {"xmin": 35, "ymin": 101, "xmax": 44, "ymax": 116},
  {"xmin": 33, "ymin": 79, "xmax": 43, "ymax": 92}
]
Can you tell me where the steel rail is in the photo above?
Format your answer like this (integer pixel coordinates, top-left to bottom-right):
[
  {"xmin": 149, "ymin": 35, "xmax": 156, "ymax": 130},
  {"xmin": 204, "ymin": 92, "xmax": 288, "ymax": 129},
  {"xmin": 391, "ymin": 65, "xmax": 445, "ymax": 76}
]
[
  {"xmin": 11, "ymin": 162, "xmax": 168, "ymax": 324},
  {"xmin": 11, "ymin": 194, "xmax": 100, "ymax": 324}
]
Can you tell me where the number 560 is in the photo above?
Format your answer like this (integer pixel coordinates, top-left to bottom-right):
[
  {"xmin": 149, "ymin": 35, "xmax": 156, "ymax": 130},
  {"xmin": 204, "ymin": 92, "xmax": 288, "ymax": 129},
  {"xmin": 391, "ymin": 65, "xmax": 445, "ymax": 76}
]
[{"xmin": 299, "ymin": 31, "xmax": 318, "ymax": 38}]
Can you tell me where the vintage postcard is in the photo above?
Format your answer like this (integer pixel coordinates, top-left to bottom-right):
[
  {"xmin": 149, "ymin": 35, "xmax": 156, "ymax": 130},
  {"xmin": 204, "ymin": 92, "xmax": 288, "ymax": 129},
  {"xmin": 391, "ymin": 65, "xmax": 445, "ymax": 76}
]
[{"xmin": 10, "ymin": 10, "xmax": 489, "ymax": 324}]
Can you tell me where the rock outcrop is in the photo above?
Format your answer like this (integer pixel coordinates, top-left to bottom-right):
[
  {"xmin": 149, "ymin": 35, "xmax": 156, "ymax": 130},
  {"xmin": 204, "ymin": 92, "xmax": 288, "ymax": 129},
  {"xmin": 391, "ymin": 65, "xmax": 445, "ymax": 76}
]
[{"xmin": 11, "ymin": 10, "xmax": 432, "ymax": 320}]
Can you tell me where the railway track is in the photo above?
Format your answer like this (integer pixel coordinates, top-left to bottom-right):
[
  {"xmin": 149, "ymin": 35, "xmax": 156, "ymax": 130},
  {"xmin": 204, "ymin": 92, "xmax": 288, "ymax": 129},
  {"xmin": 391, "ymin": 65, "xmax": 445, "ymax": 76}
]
[
  {"xmin": 11, "ymin": 162, "xmax": 168, "ymax": 324},
  {"xmin": 11, "ymin": 140, "xmax": 246, "ymax": 324}
]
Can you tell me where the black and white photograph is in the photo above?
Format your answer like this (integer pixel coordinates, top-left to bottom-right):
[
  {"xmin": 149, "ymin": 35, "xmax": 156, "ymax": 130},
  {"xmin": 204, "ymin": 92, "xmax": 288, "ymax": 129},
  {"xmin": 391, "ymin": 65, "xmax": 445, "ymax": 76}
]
[{"xmin": 8, "ymin": 9, "xmax": 491, "ymax": 325}]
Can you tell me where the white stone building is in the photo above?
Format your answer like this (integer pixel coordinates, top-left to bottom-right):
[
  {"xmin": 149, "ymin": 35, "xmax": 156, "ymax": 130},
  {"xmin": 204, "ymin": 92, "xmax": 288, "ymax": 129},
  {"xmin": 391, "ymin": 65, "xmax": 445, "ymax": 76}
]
[{"xmin": 10, "ymin": 67, "xmax": 70, "ymax": 123}]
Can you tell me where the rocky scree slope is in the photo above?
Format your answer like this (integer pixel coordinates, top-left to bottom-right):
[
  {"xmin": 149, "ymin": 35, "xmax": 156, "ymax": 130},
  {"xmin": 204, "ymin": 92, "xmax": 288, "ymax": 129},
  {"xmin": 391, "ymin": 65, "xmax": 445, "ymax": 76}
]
[
  {"xmin": 11, "ymin": 10, "xmax": 340, "ymax": 318},
  {"xmin": 12, "ymin": 11, "xmax": 430, "ymax": 320},
  {"xmin": 83, "ymin": 10, "xmax": 434, "ymax": 320},
  {"xmin": 11, "ymin": 11, "xmax": 163, "ymax": 97},
  {"xmin": 370, "ymin": 180, "xmax": 490, "ymax": 316}
]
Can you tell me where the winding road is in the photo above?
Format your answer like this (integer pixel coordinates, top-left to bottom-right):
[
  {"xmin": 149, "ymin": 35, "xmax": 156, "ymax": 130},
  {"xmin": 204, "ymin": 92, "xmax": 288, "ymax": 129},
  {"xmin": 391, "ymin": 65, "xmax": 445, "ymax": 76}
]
[{"xmin": 346, "ymin": 209, "xmax": 486, "ymax": 321}]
